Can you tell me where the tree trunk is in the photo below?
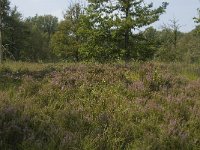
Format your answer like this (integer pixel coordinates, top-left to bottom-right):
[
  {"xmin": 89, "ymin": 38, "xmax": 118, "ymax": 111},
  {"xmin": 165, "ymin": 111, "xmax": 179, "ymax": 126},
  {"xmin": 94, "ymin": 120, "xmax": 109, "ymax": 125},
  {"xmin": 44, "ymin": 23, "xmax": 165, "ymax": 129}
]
[
  {"xmin": 174, "ymin": 30, "xmax": 177, "ymax": 49},
  {"xmin": 75, "ymin": 49, "xmax": 79, "ymax": 62},
  {"xmin": 125, "ymin": 29, "xmax": 130, "ymax": 60},
  {"xmin": 124, "ymin": 1, "xmax": 131, "ymax": 61},
  {"xmin": 0, "ymin": 0, "xmax": 2, "ymax": 64}
]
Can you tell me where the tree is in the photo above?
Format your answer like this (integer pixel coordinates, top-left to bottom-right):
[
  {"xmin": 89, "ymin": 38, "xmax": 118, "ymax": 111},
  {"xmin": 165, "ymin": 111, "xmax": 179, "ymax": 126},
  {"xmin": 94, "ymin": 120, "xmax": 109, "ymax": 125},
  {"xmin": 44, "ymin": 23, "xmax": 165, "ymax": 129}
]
[
  {"xmin": 3, "ymin": 6, "xmax": 25, "ymax": 60},
  {"xmin": 0, "ymin": 0, "xmax": 28, "ymax": 61},
  {"xmin": 20, "ymin": 20, "xmax": 48, "ymax": 61},
  {"xmin": 83, "ymin": 0, "xmax": 168, "ymax": 61},
  {"xmin": 154, "ymin": 18, "xmax": 183, "ymax": 62},
  {"xmin": 26, "ymin": 15, "xmax": 58, "ymax": 42},
  {"xmin": 177, "ymin": 26, "xmax": 200, "ymax": 63},
  {"xmin": 78, "ymin": 8, "xmax": 118, "ymax": 61},
  {"xmin": 51, "ymin": 3, "xmax": 83, "ymax": 61},
  {"xmin": 194, "ymin": 8, "xmax": 200, "ymax": 23},
  {"xmin": 162, "ymin": 18, "xmax": 181, "ymax": 49},
  {"xmin": 194, "ymin": 7, "xmax": 200, "ymax": 36},
  {"xmin": 19, "ymin": 15, "xmax": 58, "ymax": 61},
  {"xmin": 137, "ymin": 27, "xmax": 160, "ymax": 60},
  {"xmin": 0, "ymin": 0, "xmax": 11, "ymax": 63}
]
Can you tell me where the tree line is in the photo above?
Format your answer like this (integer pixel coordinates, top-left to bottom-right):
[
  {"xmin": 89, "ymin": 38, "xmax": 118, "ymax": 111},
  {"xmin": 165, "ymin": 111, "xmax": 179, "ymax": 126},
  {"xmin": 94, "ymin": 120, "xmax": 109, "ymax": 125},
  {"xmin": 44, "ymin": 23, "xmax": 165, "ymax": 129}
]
[{"xmin": 0, "ymin": 0, "xmax": 200, "ymax": 63}]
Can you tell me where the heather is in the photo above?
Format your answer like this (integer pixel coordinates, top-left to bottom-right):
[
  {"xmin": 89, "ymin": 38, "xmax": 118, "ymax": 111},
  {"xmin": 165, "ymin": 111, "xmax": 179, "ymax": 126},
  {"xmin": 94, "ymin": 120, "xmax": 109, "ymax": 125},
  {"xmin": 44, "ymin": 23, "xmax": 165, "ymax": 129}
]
[{"xmin": 0, "ymin": 61, "xmax": 200, "ymax": 149}]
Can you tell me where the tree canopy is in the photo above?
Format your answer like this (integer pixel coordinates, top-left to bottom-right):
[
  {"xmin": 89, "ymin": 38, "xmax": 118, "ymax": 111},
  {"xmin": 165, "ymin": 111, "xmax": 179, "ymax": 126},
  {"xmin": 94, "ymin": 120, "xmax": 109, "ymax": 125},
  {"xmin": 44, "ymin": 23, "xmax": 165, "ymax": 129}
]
[{"xmin": 0, "ymin": 0, "xmax": 199, "ymax": 63}]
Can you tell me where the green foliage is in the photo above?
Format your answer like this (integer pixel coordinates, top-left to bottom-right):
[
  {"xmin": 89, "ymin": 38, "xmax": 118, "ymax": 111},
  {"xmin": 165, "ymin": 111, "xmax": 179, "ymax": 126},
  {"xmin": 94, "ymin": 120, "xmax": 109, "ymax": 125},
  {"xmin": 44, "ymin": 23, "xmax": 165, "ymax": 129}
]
[
  {"xmin": 78, "ymin": 14, "xmax": 121, "ymax": 61},
  {"xmin": 169, "ymin": 27, "xmax": 200, "ymax": 63},
  {"xmin": 133, "ymin": 27, "xmax": 160, "ymax": 60},
  {"xmin": 51, "ymin": 3, "xmax": 83, "ymax": 61},
  {"xmin": 19, "ymin": 15, "xmax": 58, "ymax": 61},
  {"xmin": 51, "ymin": 20, "xmax": 80, "ymax": 61},
  {"xmin": 1, "ymin": 1, "xmax": 27, "ymax": 60},
  {"xmin": 194, "ymin": 8, "xmax": 200, "ymax": 24},
  {"xmin": 29, "ymin": 15, "xmax": 58, "ymax": 38},
  {"xmin": 77, "ymin": 0, "xmax": 168, "ymax": 61},
  {"xmin": 0, "ymin": 1, "xmax": 59, "ymax": 62},
  {"xmin": 1, "ymin": 0, "xmax": 200, "ymax": 63}
]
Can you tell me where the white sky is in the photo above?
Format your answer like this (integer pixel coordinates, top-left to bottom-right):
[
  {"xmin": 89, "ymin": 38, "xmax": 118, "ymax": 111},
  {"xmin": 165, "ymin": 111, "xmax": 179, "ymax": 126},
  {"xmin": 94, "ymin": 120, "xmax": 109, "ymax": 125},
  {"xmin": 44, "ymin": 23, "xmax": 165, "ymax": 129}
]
[{"xmin": 9, "ymin": 0, "xmax": 200, "ymax": 32}]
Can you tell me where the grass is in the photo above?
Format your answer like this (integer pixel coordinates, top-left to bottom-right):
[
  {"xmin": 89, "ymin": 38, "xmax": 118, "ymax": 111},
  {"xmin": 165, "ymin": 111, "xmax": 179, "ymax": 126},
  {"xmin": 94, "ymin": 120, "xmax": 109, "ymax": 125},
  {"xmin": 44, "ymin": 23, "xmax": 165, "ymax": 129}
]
[{"xmin": 0, "ymin": 61, "xmax": 200, "ymax": 150}]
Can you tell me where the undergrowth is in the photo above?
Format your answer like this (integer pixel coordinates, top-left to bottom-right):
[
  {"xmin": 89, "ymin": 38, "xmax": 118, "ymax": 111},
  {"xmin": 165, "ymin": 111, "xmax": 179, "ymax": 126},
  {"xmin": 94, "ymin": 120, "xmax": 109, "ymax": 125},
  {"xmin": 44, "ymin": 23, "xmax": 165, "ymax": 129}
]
[{"xmin": 0, "ymin": 61, "xmax": 200, "ymax": 150}]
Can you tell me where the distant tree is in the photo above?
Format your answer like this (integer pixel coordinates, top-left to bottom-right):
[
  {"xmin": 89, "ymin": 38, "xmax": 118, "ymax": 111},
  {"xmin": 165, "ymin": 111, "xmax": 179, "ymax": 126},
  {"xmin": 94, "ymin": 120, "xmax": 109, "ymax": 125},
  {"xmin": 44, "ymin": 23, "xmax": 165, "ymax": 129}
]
[
  {"xmin": 137, "ymin": 27, "xmax": 160, "ymax": 60},
  {"xmin": 178, "ymin": 26, "xmax": 200, "ymax": 63},
  {"xmin": 19, "ymin": 15, "xmax": 58, "ymax": 61},
  {"xmin": 194, "ymin": 7, "xmax": 200, "ymax": 35},
  {"xmin": 26, "ymin": 15, "xmax": 58, "ymax": 42},
  {"xmin": 20, "ymin": 20, "xmax": 47, "ymax": 61},
  {"xmin": 51, "ymin": 3, "xmax": 83, "ymax": 61},
  {"xmin": 156, "ymin": 18, "xmax": 183, "ymax": 61},
  {"xmin": 194, "ymin": 8, "xmax": 200, "ymax": 23},
  {"xmin": 162, "ymin": 18, "xmax": 181, "ymax": 49}
]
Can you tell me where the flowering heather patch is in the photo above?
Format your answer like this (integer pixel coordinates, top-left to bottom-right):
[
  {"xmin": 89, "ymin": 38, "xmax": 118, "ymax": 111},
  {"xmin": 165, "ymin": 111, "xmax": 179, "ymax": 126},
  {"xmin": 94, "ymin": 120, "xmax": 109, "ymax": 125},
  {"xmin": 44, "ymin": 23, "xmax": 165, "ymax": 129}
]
[{"xmin": 0, "ymin": 62, "xmax": 200, "ymax": 149}]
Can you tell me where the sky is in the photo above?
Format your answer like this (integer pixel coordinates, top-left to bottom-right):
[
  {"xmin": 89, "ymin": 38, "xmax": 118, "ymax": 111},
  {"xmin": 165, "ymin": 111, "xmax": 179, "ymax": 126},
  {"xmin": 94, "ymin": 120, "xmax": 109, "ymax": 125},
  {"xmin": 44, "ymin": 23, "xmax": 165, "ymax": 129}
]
[{"xmin": 9, "ymin": 0, "xmax": 200, "ymax": 32}]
